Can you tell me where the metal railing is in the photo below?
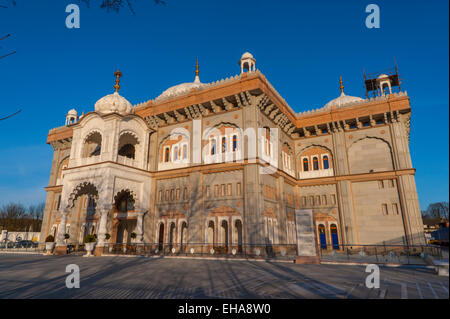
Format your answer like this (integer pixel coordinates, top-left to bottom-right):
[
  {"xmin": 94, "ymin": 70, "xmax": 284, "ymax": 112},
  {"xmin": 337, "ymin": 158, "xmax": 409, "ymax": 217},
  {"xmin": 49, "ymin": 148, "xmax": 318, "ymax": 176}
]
[
  {"xmin": 102, "ymin": 243, "xmax": 298, "ymax": 260},
  {"xmin": 319, "ymin": 244, "xmax": 445, "ymax": 265},
  {"xmin": 0, "ymin": 242, "xmax": 42, "ymax": 253}
]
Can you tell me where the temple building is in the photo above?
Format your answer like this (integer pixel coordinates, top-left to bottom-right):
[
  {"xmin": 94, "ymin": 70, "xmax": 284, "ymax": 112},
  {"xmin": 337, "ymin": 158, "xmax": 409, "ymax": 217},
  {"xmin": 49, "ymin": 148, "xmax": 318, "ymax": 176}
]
[{"xmin": 40, "ymin": 52, "xmax": 425, "ymax": 256}]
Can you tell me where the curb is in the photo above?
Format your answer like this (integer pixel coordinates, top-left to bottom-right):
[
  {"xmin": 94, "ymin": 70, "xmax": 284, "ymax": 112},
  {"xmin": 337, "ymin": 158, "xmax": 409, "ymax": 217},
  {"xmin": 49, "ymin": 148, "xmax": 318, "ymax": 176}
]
[
  {"xmin": 320, "ymin": 261, "xmax": 435, "ymax": 269},
  {"xmin": 96, "ymin": 254, "xmax": 295, "ymax": 263}
]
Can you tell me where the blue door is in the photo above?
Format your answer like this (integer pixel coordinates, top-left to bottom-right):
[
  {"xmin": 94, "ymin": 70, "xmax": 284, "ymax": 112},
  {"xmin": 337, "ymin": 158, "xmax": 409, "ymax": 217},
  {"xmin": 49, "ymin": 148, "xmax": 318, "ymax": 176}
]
[
  {"xmin": 330, "ymin": 224, "xmax": 339, "ymax": 250},
  {"xmin": 318, "ymin": 225, "xmax": 327, "ymax": 249}
]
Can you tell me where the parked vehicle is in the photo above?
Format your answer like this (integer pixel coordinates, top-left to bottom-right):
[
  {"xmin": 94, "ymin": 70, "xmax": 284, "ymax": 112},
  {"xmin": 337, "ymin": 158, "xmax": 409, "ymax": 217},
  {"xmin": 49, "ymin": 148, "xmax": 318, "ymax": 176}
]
[{"xmin": 17, "ymin": 240, "xmax": 38, "ymax": 248}]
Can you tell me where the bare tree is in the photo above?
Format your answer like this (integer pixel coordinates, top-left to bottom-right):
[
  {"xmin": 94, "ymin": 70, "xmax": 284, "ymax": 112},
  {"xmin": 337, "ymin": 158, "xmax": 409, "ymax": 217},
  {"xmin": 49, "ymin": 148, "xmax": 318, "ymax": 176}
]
[
  {"xmin": 0, "ymin": 34, "xmax": 20, "ymax": 121},
  {"xmin": 0, "ymin": 0, "xmax": 166, "ymax": 13},
  {"xmin": 0, "ymin": 202, "xmax": 45, "ymax": 232}
]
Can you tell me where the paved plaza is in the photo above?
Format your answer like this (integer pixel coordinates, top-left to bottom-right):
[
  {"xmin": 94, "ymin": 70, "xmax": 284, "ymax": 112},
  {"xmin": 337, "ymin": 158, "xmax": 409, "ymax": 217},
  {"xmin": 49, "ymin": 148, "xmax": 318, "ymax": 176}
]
[{"xmin": 0, "ymin": 254, "xmax": 448, "ymax": 299}]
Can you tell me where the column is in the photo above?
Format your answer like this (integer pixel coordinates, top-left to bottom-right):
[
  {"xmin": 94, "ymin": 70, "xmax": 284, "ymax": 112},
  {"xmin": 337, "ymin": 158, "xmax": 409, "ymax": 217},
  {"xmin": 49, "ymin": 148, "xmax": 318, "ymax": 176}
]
[
  {"xmin": 135, "ymin": 210, "xmax": 146, "ymax": 244},
  {"xmin": 56, "ymin": 210, "xmax": 69, "ymax": 246},
  {"xmin": 97, "ymin": 209, "xmax": 109, "ymax": 247}
]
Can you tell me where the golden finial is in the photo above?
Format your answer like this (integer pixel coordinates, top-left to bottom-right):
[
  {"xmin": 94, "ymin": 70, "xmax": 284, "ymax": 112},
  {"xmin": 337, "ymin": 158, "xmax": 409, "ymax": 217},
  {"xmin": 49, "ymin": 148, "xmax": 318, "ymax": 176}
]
[
  {"xmin": 195, "ymin": 58, "xmax": 199, "ymax": 76},
  {"xmin": 114, "ymin": 69, "xmax": 122, "ymax": 93},
  {"xmin": 339, "ymin": 75, "xmax": 344, "ymax": 94}
]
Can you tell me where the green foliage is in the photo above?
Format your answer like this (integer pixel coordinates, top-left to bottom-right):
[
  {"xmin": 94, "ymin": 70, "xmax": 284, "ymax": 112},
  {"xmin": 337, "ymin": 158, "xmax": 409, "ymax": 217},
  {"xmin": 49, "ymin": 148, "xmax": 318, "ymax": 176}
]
[
  {"xmin": 105, "ymin": 233, "xmax": 111, "ymax": 240},
  {"xmin": 45, "ymin": 235, "xmax": 54, "ymax": 242},
  {"xmin": 130, "ymin": 232, "xmax": 137, "ymax": 239},
  {"xmin": 64, "ymin": 233, "xmax": 70, "ymax": 239},
  {"xmin": 84, "ymin": 234, "xmax": 96, "ymax": 243}
]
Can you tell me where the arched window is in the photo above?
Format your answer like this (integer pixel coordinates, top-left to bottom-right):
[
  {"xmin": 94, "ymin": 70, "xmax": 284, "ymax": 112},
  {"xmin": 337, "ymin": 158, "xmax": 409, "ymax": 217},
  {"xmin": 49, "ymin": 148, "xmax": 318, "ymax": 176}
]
[
  {"xmin": 323, "ymin": 155, "xmax": 329, "ymax": 169},
  {"xmin": 118, "ymin": 144, "xmax": 135, "ymax": 159},
  {"xmin": 330, "ymin": 224, "xmax": 339, "ymax": 250},
  {"xmin": 211, "ymin": 139, "xmax": 217, "ymax": 156},
  {"xmin": 115, "ymin": 191, "xmax": 135, "ymax": 213},
  {"xmin": 173, "ymin": 145, "xmax": 179, "ymax": 161},
  {"xmin": 221, "ymin": 137, "xmax": 227, "ymax": 153},
  {"xmin": 164, "ymin": 147, "xmax": 170, "ymax": 162},
  {"xmin": 232, "ymin": 135, "xmax": 238, "ymax": 152},
  {"xmin": 118, "ymin": 133, "xmax": 138, "ymax": 160},
  {"xmin": 318, "ymin": 224, "xmax": 327, "ymax": 249},
  {"xmin": 313, "ymin": 157, "xmax": 319, "ymax": 170},
  {"xmin": 303, "ymin": 158, "xmax": 309, "ymax": 171},
  {"xmin": 83, "ymin": 132, "xmax": 102, "ymax": 158},
  {"xmin": 182, "ymin": 144, "xmax": 188, "ymax": 159}
]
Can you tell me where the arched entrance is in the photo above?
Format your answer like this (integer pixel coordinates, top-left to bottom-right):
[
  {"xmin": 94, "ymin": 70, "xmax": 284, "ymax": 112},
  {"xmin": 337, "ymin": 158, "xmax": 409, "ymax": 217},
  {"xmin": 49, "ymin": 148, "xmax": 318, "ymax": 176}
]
[
  {"xmin": 158, "ymin": 223, "xmax": 165, "ymax": 250},
  {"xmin": 169, "ymin": 222, "xmax": 176, "ymax": 248},
  {"xmin": 318, "ymin": 224, "xmax": 327, "ymax": 249},
  {"xmin": 207, "ymin": 221, "xmax": 215, "ymax": 246},
  {"xmin": 330, "ymin": 224, "xmax": 339, "ymax": 250},
  {"xmin": 180, "ymin": 222, "xmax": 187, "ymax": 250},
  {"xmin": 220, "ymin": 220, "xmax": 228, "ymax": 249},
  {"xmin": 234, "ymin": 220, "xmax": 243, "ymax": 252}
]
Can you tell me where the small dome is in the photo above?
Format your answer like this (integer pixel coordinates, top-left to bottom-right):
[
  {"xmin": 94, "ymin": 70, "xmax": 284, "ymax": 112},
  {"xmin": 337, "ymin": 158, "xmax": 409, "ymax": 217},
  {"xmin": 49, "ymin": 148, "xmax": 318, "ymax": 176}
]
[
  {"xmin": 95, "ymin": 92, "xmax": 132, "ymax": 115},
  {"xmin": 378, "ymin": 74, "xmax": 389, "ymax": 80},
  {"xmin": 67, "ymin": 109, "xmax": 77, "ymax": 116},
  {"xmin": 323, "ymin": 93, "xmax": 364, "ymax": 109},
  {"xmin": 241, "ymin": 52, "xmax": 254, "ymax": 60},
  {"xmin": 156, "ymin": 80, "xmax": 206, "ymax": 101}
]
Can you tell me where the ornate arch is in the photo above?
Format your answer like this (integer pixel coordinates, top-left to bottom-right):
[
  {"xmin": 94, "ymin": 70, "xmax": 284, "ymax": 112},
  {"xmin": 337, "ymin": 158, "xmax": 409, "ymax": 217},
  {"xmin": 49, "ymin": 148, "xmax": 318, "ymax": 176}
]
[
  {"xmin": 347, "ymin": 135, "xmax": 392, "ymax": 151},
  {"xmin": 158, "ymin": 131, "xmax": 190, "ymax": 149},
  {"xmin": 83, "ymin": 130, "xmax": 103, "ymax": 144},
  {"xmin": 297, "ymin": 144, "xmax": 334, "ymax": 159},
  {"xmin": 67, "ymin": 182, "xmax": 99, "ymax": 209},
  {"xmin": 203, "ymin": 121, "xmax": 243, "ymax": 138},
  {"xmin": 119, "ymin": 130, "xmax": 140, "ymax": 144},
  {"xmin": 113, "ymin": 188, "xmax": 138, "ymax": 211}
]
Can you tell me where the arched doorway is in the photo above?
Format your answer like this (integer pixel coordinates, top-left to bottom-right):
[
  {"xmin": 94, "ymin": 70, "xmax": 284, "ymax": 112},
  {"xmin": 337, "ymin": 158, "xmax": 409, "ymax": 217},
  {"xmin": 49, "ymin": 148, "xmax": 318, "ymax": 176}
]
[
  {"xmin": 330, "ymin": 224, "xmax": 339, "ymax": 250},
  {"xmin": 169, "ymin": 222, "xmax": 176, "ymax": 249},
  {"xmin": 318, "ymin": 224, "xmax": 327, "ymax": 249},
  {"xmin": 158, "ymin": 223, "xmax": 165, "ymax": 250},
  {"xmin": 234, "ymin": 220, "xmax": 243, "ymax": 252},
  {"xmin": 207, "ymin": 221, "xmax": 215, "ymax": 246},
  {"xmin": 180, "ymin": 222, "xmax": 187, "ymax": 250},
  {"xmin": 221, "ymin": 220, "xmax": 228, "ymax": 248},
  {"xmin": 116, "ymin": 221, "xmax": 125, "ymax": 244}
]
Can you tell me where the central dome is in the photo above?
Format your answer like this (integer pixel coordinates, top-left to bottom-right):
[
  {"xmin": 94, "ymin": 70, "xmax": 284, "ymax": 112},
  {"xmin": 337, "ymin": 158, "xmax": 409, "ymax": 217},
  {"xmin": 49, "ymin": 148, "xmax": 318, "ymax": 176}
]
[
  {"xmin": 323, "ymin": 92, "xmax": 364, "ymax": 109},
  {"xmin": 156, "ymin": 79, "xmax": 206, "ymax": 101},
  {"xmin": 95, "ymin": 92, "xmax": 133, "ymax": 115},
  {"xmin": 156, "ymin": 59, "xmax": 208, "ymax": 101}
]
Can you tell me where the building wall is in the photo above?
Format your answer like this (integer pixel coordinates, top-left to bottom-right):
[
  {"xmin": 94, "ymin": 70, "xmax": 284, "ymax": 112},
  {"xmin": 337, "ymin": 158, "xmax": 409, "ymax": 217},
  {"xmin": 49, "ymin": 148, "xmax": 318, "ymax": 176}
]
[{"xmin": 40, "ymin": 86, "xmax": 425, "ymax": 249}]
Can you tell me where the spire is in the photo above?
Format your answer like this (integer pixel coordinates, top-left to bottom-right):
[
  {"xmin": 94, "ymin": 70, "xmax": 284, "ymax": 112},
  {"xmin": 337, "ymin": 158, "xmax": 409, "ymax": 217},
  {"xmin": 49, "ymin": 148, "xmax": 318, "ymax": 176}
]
[
  {"xmin": 339, "ymin": 75, "xmax": 345, "ymax": 96},
  {"xmin": 114, "ymin": 69, "xmax": 122, "ymax": 93},
  {"xmin": 194, "ymin": 58, "xmax": 200, "ymax": 83},
  {"xmin": 195, "ymin": 58, "xmax": 199, "ymax": 76}
]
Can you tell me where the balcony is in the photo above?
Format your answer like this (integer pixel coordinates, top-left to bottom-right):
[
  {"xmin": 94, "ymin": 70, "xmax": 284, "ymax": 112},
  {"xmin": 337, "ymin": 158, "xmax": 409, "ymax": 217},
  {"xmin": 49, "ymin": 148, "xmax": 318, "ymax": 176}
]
[
  {"xmin": 117, "ymin": 155, "xmax": 139, "ymax": 168},
  {"xmin": 158, "ymin": 159, "xmax": 190, "ymax": 171},
  {"xmin": 299, "ymin": 168, "xmax": 334, "ymax": 179}
]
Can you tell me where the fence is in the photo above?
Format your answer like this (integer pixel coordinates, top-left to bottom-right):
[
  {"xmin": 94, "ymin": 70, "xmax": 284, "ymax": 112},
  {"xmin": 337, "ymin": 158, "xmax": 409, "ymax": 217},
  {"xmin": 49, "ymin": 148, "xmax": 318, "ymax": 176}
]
[
  {"xmin": 102, "ymin": 243, "xmax": 298, "ymax": 261},
  {"xmin": 319, "ymin": 244, "xmax": 446, "ymax": 265},
  {"xmin": 0, "ymin": 242, "xmax": 41, "ymax": 253}
]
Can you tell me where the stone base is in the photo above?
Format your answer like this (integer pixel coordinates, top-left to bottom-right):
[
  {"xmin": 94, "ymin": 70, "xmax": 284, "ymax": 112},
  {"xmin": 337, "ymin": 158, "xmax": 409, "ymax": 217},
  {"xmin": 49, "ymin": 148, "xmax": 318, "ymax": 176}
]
[
  {"xmin": 295, "ymin": 255, "xmax": 320, "ymax": 264},
  {"xmin": 94, "ymin": 246, "xmax": 103, "ymax": 256},
  {"xmin": 54, "ymin": 245, "xmax": 67, "ymax": 255}
]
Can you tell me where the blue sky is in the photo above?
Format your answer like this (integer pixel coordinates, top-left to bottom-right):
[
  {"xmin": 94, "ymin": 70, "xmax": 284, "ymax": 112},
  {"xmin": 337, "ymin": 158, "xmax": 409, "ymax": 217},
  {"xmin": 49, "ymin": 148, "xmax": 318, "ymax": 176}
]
[{"xmin": 0, "ymin": 0, "xmax": 448, "ymax": 209}]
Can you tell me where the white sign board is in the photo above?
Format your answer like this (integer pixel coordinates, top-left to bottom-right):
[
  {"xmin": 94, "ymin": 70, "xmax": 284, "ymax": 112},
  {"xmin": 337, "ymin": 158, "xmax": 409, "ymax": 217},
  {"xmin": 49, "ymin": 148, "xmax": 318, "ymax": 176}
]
[{"xmin": 295, "ymin": 209, "xmax": 317, "ymax": 257}]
